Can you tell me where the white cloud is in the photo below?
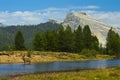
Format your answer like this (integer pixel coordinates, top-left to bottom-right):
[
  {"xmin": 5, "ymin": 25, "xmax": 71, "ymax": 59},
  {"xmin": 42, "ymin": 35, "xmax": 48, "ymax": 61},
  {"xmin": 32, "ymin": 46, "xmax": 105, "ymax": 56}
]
[
  {"xmin": 85, "ymin": 5, "xmax": 99, "ymax": 9},
  {"xmin": 0, "ymin": 11, "xmax": 42, "ymax": 25},
  {"xmin": 83, "ymin": 10, "xmax": 120, "ymax": 27},
  {"xmin": 42, "ymin": 5, "xmax": 99, "ymax": 11},
  {"xmin": 68, "ymin": 5, "xmax": 99, "ymax": 9},
  {"xmin": 0, "ymin": 19, "xmax": 6, "ymax": 23},
  {"xmin": 0, "ymin": 6, "xmax": 120, "ymax": 27}
]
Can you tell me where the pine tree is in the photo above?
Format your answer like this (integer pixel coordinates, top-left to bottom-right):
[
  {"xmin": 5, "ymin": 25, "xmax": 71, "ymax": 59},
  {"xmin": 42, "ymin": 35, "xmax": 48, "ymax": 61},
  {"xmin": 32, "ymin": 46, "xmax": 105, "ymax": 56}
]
[
  {"xmin": 44, "ymin": 30, "xmax": 57, "ymax": 51},
  {"xmin": 74, "ymin": 25, "xmax": 84, "ymax": 53},
  {"xmin": 57, "ymin": 26, "xmax": 65, "ymax": 52},
  {"xmin": 15, "ymin": 31, "xmax": 25, "ymax": 50},
  {"xmin": 83, "ymin": 25, "xmax": 99, "ymax": 51},
  {"xmin": 33, "ymin": 31, "xmax": 44, "ymax": 51},
  {"xmin": 83, "ymin": 25, "xmax": 92, "ymax": 49},
  {"xmin": 91, "ymin": 36, "xmax": 99, "ymax": 51},
  {"xmin": 106, "ymin": 27, "xmax": 120, "ymax": 57},
  {"xmin": 63, "ymin": 25, "xmax": 75, "ymax": 52}
]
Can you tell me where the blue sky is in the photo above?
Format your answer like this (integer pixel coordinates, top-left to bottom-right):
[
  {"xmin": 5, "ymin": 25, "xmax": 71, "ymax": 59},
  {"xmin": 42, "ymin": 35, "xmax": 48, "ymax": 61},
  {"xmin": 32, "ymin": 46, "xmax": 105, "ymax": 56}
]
[
  {"xmin": 0, "ymin": 0, "xmax": 119, "ymax": 11},
  {"xmin": 0, "ymin": 0, "xmax": 120, "ymax": 26}
]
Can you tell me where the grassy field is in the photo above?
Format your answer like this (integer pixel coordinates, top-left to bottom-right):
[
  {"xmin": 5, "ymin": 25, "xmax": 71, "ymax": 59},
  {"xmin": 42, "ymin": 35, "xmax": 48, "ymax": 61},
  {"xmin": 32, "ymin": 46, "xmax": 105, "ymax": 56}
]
[
  {"xmin": 0, "ymin": 67, "xmax": 120, "ymax": 80},
  {"xmin": 0, "ymin": 51, "xmax": 114, "ymax": 64}
]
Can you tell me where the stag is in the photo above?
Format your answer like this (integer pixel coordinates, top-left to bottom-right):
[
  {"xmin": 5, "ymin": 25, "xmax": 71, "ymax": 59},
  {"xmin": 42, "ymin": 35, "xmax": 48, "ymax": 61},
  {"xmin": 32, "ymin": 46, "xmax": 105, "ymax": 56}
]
[{"xmin": 22, "ymin": 54, "xmax": 31, "ymax": 64}]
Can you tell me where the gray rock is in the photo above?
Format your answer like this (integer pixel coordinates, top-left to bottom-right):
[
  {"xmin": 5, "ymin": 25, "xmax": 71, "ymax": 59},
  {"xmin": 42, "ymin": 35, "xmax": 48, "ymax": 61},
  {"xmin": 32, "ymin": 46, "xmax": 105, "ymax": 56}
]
[
  {"xmin": 48, "ymin": 18, "xmax": 62, "ymax": 24},
  {"xmin": 62, "ymin": 12, "xmax": 120, "ymax": 46}
]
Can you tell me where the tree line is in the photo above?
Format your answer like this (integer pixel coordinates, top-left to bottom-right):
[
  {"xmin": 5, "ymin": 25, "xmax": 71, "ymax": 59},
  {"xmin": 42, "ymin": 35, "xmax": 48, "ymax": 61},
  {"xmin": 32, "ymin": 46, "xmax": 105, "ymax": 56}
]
[
  {"xmin": 14, "ymin": 25, "xmax": 120, "ymax": 58},
  {"xmin": 0, "ymin": 22, "xmax": 60, "ymax": 50},
  {"xmin": 106, "ymin": 27, "xmax": 120, "ymax": 58}
]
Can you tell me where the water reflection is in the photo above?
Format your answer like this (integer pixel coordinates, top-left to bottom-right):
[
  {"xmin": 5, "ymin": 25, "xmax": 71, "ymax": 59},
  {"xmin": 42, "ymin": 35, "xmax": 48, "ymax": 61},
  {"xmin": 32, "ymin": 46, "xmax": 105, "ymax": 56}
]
[{"xmin": 0, "ymin": 59, "xmax": 120, "ymax": 76}]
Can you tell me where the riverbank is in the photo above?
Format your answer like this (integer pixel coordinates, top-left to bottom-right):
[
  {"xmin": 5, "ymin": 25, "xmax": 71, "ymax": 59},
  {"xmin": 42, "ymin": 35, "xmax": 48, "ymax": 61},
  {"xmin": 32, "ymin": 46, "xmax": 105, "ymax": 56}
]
[
  {"xmin": 0, "ymin": 51, "xmax": 114, "ymax": 64},
  {"xmin": 1, "ymin": 67, "xmax": 120, "ymax": 80}
]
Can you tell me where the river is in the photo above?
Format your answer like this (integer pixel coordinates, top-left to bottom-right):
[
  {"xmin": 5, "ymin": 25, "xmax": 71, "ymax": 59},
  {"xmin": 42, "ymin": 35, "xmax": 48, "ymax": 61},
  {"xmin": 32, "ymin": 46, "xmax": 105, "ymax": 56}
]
[{"xmin": 0, "ymin": 59, "xmax": 120, "ymax": 76}]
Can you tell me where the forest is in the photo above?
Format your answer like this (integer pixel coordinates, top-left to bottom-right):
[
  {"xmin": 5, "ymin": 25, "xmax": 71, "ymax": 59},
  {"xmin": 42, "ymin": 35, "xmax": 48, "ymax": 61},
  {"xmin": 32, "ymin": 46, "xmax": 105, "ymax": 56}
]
[
  {"xmin": 0, "ymin": 22, "xmax": 60, "ymax": 50},
  {"xmin": 14, "ymin": 24, "xmax": 120, "ymax": 58}
]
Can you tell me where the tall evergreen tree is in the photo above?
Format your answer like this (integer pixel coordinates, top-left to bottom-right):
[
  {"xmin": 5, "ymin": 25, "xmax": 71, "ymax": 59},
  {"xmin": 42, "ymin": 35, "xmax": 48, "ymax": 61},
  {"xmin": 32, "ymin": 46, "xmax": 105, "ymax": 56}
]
[
  {"xmin": 57, "ymin": 26, "xmax": 65, "ymax": 52},
  {"xmin": 63, "ymin": 25, "xmax": 75, "ymax": 52},
  {"xmin": 83, "ymin": 25, "xmax": 92, "ymax": 49},
  {"xmin": 83, "ymin": 25, "xmax": 99, "ymax": 50},
  {"xmin": 91, "ymin": 36, "xmax": 99, "ymax": 51},
  {"xmin": 15, "ymin": 31, "xmax": 25, "ymax": 50},
  {"xmin": 44, "ymin": 30, "xmax": 57, "ymax": 51},
  {"xmin": 106, "ymin": 27, "xmax": 120, "ymax": 57},
  {"xmin": 33, "ymin": 31, "xmax": 44, "ymax": 51},
  {"xmin": 74, "ymin": 25, "xmax": 84, "ymax": 53}
]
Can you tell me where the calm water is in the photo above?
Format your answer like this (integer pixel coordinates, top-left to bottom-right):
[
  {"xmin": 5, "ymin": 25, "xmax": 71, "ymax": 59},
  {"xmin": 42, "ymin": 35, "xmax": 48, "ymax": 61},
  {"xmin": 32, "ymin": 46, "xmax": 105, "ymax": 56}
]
[{"xmin": 0, "ymin": 59, "xmax": 120, "ymax": 76}]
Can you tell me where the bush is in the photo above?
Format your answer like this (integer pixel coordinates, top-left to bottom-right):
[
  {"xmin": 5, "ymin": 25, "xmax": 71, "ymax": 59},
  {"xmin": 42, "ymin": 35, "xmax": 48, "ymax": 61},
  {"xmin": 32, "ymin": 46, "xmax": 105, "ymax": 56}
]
[{"xmin": 80, "ymin": 49, "xmax": 98, "ymax": 57}]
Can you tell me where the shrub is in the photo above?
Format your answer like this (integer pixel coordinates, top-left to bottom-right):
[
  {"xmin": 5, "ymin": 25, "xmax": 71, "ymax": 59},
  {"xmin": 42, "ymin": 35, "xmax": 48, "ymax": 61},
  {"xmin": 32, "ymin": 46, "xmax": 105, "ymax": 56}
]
[{"xmin": 80, "ymin": 49, "xmax": 98, "ymax": 57}]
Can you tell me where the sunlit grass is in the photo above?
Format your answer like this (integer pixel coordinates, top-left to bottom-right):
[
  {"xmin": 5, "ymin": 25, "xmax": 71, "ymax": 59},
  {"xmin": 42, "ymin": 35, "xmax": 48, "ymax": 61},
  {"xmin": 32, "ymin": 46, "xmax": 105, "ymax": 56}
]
[
  {"xmin": 2, "ymin": 67, "xmax": 119, "ymax": 80},
  {"xmin": 0, "ymin": 51, "xmax": 114, "ymax": 64}
]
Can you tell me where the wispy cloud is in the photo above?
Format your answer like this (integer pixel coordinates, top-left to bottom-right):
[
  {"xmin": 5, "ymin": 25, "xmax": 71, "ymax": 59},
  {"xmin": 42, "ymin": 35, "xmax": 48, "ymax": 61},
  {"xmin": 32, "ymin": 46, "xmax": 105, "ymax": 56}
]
[
  {"xmin": 85, "ymin": 5, "xmax": 99, "ymax": 9},
  {"xmin": 84, "ymin": 10, "xmax": 120, "ymax": 27},
  {"xmin": 0, "ymin": 6, "xmax": 120, "ymax": 27},
  {"xmin": 0, "ymin": 10, "xmax": 66, "ymax": 25},
  {"xmin": 69, "ymin": 5, "xmax": 99, "ymax": 9},
  {"xmin": 42, "ymin": 5, "xmax": 99, "ymax": 11},
  {"xmin": 0, "ymin": 11, "xmax": 42, "ymax": 25}
]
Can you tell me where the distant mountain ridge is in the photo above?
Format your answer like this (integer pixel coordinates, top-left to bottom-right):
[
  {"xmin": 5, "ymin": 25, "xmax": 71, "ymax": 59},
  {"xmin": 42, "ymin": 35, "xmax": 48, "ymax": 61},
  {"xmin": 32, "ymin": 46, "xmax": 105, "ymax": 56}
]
[
  {"xmin": 0, "ymin": 22, "xmax": 61, "ymax": 50},
  {"xmin": 62, "ymin": 12, "xmax": 120, "ymax": 46}
]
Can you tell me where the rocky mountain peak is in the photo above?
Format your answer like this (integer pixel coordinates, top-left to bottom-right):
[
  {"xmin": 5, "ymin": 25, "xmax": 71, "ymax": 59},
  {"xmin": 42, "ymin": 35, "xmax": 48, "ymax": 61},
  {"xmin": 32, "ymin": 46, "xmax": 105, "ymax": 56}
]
[
  {"xmin": 62, "ymin": 12, "xmax": 120, "ymax": 46},
  {"xmin": 48, "ymin": 18, "xmax": 62, "ymax": 24}
]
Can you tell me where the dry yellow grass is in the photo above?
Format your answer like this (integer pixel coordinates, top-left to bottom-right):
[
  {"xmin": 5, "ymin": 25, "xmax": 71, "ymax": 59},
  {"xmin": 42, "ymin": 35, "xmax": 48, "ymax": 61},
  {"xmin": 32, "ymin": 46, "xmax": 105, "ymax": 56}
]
[{"xmin": 0, "ymin": 51, "xmax": 114, "ymax": 64}]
